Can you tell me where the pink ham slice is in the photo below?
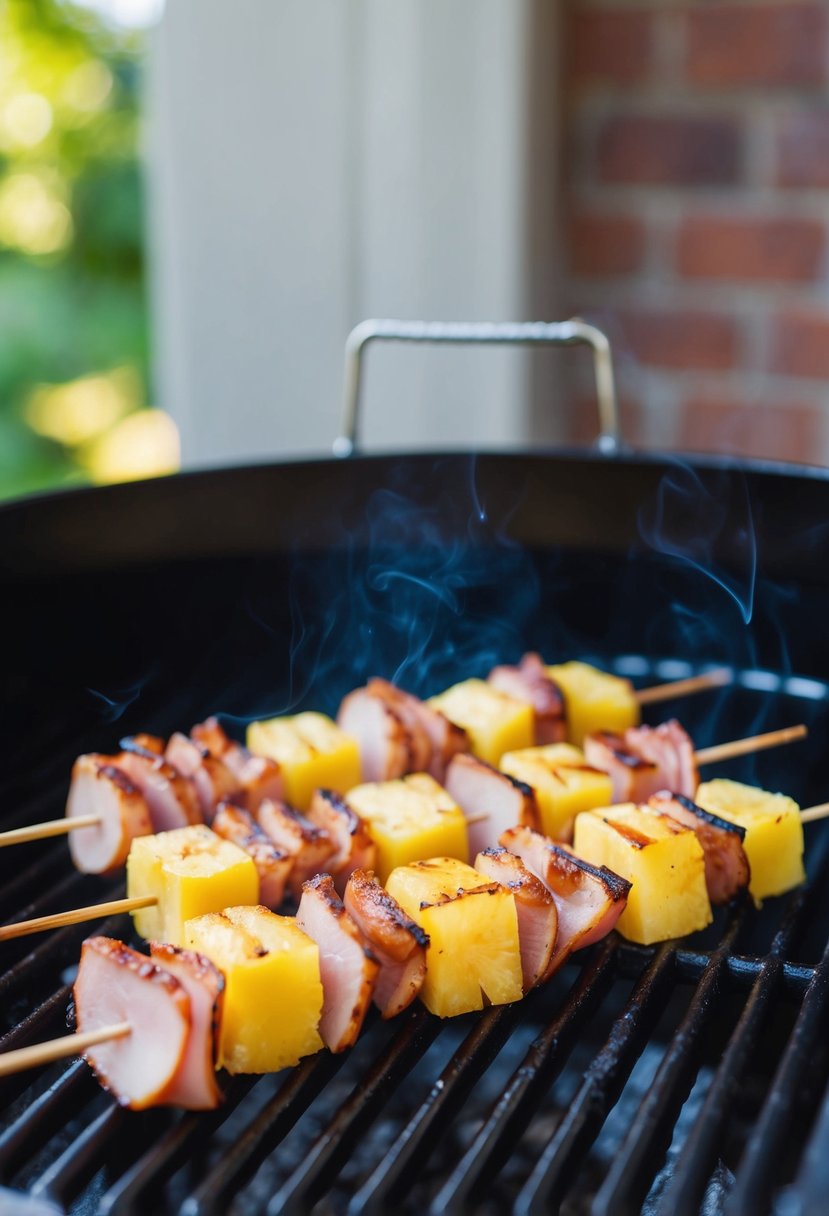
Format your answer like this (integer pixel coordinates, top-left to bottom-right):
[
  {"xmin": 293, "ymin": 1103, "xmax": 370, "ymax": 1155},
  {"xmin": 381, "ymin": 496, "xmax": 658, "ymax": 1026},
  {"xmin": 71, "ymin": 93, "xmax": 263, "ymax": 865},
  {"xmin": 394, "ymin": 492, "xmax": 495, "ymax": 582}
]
[
  {"xmin": 149, "ymin": 943, "xmax": 225, "ymax": 1110},
  {"xmin": 306, "ymin": 789, "xmax": 377, "ymax": 894},
  {"xmin": 365, "ymin": 679, "xmax": 433, "ymax": 772},
  {"xmin": 649, "ymin": 792, "xmax": 751, "ymax": 905},
  {"xmin": 337, "ymin": 686, "xmax": 413, "ymax": 782},
  {"xmin": 165, "ymin": 732, "xmax": 241, "ymax": 822},
  {"xmin": 256, "ymin": 799, "xmax": 336, "ymax": 901},
  {"xmin": 583, "ymin": 732, "xmax": 664, "ymax": 804},
  {"xmin": 191, "ymin": 718, "xmax": 283, "ymax": 813},
  {"xmin": 118, "ymin": 738, "xmax": 202, "ymax": 832},
  {"xmin": 474, "ymin": 847, "xmax": 557, "ymax": 992},
  {"xmin": 623, "ymin": 719, "xmax": 699, "ymax": 799},
  {"xmin": 406, "ymin": 697, "xmax": 469, "ymax": 784},
  {"xmin": 74, "ymin": 936, "xmax": 191, "ymax": 1110},
  {"xmin": 212, "ymin": 801, "xmax": 293, "ymax": 908},
  {"xmin": 488, "ymin": 653, "xmax": 567, "ymax": 744},
  {"xmin": 500, "ymin": 825, "xmax": 631, "ymax": 976},
  {"xmin": 344, "ymin": 868, "xmax": 429, "ymax": 1018},
  {"xmin": 66, "ymin": 755, "xmax": 153, "ymax": 874},
  {"xmin": 444, "ymin": 752, "xmax": 541, "ymax": 856},
  {"xmin": 296, "ymin": 873, "xmax": 379, "ymax": 1052}
]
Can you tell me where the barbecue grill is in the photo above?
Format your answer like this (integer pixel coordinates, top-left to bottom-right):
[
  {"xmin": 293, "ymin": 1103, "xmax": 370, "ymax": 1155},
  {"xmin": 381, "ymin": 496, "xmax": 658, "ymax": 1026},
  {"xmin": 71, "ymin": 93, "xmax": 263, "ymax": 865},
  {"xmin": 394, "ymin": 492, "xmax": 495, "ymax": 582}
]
[{"xmin": 1, "ymin": 322, "xmax": 828, "ymax": 1215}]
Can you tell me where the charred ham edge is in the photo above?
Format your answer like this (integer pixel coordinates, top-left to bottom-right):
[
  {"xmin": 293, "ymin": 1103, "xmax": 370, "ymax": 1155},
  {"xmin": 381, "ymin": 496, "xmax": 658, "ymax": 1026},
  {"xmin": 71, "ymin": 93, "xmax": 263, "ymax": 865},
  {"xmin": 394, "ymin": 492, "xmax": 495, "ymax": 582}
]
[
  {"xmin": 488, "ymin": 652, "xmax": 567, "ymax": 745},
  {"xmin": 366, "ymin": 679, "xmax": 433, "ymax": 771},
  {"xmin": 256, "ymin": 798, "xmax": 336, "ymax": 900},
  {"xmin": 306, "ymin": 789, "xmax": 377, "ymax": 894},
  {"xmin": 337, "ymin": 685, "xmax": 413, "ymax": 782},
  {"xmin": 165, "ymin": 731, "xmax": 242, "ymax": 822},
  {"xmin": 296, "ymin": 873, "xmax": 380, "ymax": 1052},
  {"xmin": 444, "ymin": 752, "xmax": 541, "ymax": 857},
  {"xmin": 624, "ymin": 719, "xmax": 699, "ymax": 800},
  {"xmin": 474, "ymin": 847, "xmax": 557, "ymax": 992},
  {"xmin": 66, "ymin": 755, "xmax": 153, "ymax": 874},
  {"xmin": 149, "ymin": 942, "xmax": 225, "ymax": 1110},
  {"xmin": 191, "ymin": 718, "xmax": 283, "ymax": 812},
  {"xmin": 344, "ymin": 868, "xmax": 429, "ymax": 1018},
  {"xmin": 118, "ymin": 736, "xmax": 202, "ymax": 832},
  {"xmin": 74, "ymin": 936, "xmax": 191, "ymax": 1110},
  {"xmin": 212, "ymin": 801, "xmax": 292, "ymax": 909},
  {"xmin": 649, "ymin": 791, "xmax": 751, "ymax": 905},
  {"xmin": 407, "ymin": 696, "xmax": 470, "ymax": 784},
  {"xmin": 583, "ymin": 732, "xmax": 663, "ymax": 804},
  {"xmin": 500, "ymin": 825, "xmax": 631, "ymax": 978}
]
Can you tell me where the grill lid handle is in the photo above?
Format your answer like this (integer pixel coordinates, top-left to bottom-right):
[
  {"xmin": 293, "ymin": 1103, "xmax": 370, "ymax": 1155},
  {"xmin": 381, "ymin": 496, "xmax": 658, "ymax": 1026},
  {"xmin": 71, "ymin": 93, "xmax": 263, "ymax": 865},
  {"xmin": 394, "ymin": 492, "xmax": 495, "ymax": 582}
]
[{"xmin": 336, "ymin": 318, "xmax": 620, "ymax": 458}]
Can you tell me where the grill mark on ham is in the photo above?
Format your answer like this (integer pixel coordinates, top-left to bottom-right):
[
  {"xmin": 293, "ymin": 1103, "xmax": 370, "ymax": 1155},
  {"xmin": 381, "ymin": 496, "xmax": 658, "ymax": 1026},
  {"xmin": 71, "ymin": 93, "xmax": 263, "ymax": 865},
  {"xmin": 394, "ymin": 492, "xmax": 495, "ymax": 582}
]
[
  {"xmin": 583, "ymin": 732, "xmax": 663, "ymax": 803},
  {"xmin": 255, "ymin": 799, "xmax": 336, "ymax": 901},
  {"xmin": 66, "ymin": 755, "xmax": 153, "ymax": 874},
  {"xmin": 344, "ymin": 868, "xmax": 429, "ymax": 1018},
  {"xmin": 296, "ymin": 873, "xmax": 379, "ymax": 1052},
  {"xmin": 445, "ymin": 752, "xmax": 541, "ymax": 856},
  {"xmin": 488, "ymin": 652, "xmax": 567, "ymax": 745},
  {"xmin": 306, "ymin": 789, "xmax": 377, "ymax": 894},
  {"xmin": 649, "ymin": 791, "xmax": 751, "ymax": 904},
  {"xmin": 212, "ymin": 801, "xmax": 292, "ymax": 909},
  {"xmin": 149, "ymin": 943, "xmax": 225, "ymax": 1110},
  {"xmin": 474, "ymin": 847, "xmax": 557, "ymax": 992}
]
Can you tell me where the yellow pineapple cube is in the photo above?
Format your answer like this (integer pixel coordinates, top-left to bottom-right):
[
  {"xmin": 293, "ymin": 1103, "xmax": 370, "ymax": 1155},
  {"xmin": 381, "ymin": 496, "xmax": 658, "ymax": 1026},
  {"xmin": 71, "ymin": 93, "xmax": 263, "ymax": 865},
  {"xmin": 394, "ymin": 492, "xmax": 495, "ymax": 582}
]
[
  {"xmin": 428, "ymin": 678, "xmax": 533, "ymax": 766},
  {"xmin": 696, "ymin": 779, "xmax": 805, "ymax": 906},
  {"xmin": 386, "ymin": 857, "xmax": 522, "ymax": 1017},
  {"xmin": 501, "ymin": 743, "xmax": 614, "ymax": 841},
  {"xmin": 546, "ymin": 661, "xmax": 639, "ymax": 746},
  {"xmin": 127, "ymin": 825, "xmax": 259, "ymax": 945},
  {"xmin": 346, "ymin": 773, "xmax": 468, "ymax": 883},
  {"xmin": 246, "ymin": 711, "xmax": 360, "ymax": 810},
  {"xmin": 574, "ymin": 803, "xmax": 712, "ymax": 945},
  {"xmin": 185, "ymin": 905, "xmax": 324, "ymax": 1073}
]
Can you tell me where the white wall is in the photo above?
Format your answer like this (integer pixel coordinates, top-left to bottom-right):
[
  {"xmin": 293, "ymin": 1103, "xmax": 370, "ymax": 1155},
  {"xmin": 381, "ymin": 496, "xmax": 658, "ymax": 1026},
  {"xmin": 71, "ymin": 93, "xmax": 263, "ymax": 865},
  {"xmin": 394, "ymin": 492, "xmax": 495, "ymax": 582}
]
[{"xmin": 147, "ymin": 0, "xmax": 561, "ymax": 465}]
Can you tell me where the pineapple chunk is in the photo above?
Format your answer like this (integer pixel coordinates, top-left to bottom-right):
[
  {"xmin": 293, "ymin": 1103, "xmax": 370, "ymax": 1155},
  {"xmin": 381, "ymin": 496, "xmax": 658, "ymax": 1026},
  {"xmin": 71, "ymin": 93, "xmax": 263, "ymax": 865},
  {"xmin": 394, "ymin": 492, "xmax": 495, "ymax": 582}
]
[
  {"xmin": 501, "ymin": 743, "xmax": 614, "ymax": 841},
  {"xmin": 573, "ymin": 803, "xmax": 712, "ymax": 945},
  {"xmin": 696, "ymin": 779, "xmax": 805, "ymax": 906},
  {"xmin": 428, "ymin": 678, "xmax": 533, "ymax": 766},
  {"xmin": 127, "ymin": 825, "xmax": 259, "ymax": 945},
  {"xmin": 546, "ymin": 661, "xmax": 639, "ymax": 746},
  {"xmin": 386, "ymin": 857, "xmax": 522, "ymax": 1017},
  {"xmin": 346, "ymin": 773, "xmax": 468, "ymax": 883},
  {"xmin": 246, "ymin": 711, "xmax": 360, "ymax": 810},
  {"xmin": 185, "ymin": 905, "xmax": 324, "ymax": 1073}
]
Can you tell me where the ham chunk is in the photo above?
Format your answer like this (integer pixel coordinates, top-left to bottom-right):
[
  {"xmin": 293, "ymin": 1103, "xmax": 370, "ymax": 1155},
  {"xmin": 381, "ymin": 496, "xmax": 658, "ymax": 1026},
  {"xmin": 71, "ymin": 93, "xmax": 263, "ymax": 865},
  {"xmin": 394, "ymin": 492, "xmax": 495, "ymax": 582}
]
[
  {"xmin": 445, "ymin": 752, "xmax": 541, "ymax": 856},
  {"xmin": 212, "ymin": 801, "xmax": 292, "ymax": 908},
  {"xmin": 649, "ymin": 791, "xmax": 750, "ymax": 905},
  {"xmin": 500, "ymin": 825, "xmax": 631, "ymax": 974},
  {"xmin": 306, "ymin": 789, "xmax": 377, "ymax": 893},
  {"xmin": 191, "ymin": 718, "xmax": 283, "ymax": 812},
  {"xmin": 165, "ymin": 732, "xmax": 241, "ymax": 821},
  {"xmin": 344, "ymin": 868, "xmax": 429, "ymax": 1018},
  {"xmin": 488, "ymin": 653, "xmax": 567, "ymax": 744},
  {"xmin": 474, "ymin": 847, "xmax": 557, "ymax": 992},
  {"xmin": 118, "ymin": 737, "xmax": 202, "ymax": 832},
  {"xmin": 583, "ymin": 732, "xmax": 663, "ymax": 804},
  {"xmin": 337, "ymin": 686, "xmax": 413, "ymax": 782},
  {"xmin": 624, "ymin": 720, "xmax": 698, "ymax": 799},
  {"xmin": 366, "ymin": 679, "xmax": 433, "ymax": 772},
  {"xmin": 149, "ymin": 943, "xmax": 225, "ymax": 1110},
  {"xmin": 256, "ymin": 798, "xmax": 336, "ymax": 900},
  {"xmin": 408, "ymin": 698, "xmax": 469, "ymax": 783},
  {"xmin": 74, "ymin": 936, "xmax": 190, "ymax": 1109},
  {"xmin": 297, "ymin": 873, "xmax": 379, "ymax": 1052},
  {"xmin": 66, "ymin": 755, "xmax": 153, "ymax": 874}
]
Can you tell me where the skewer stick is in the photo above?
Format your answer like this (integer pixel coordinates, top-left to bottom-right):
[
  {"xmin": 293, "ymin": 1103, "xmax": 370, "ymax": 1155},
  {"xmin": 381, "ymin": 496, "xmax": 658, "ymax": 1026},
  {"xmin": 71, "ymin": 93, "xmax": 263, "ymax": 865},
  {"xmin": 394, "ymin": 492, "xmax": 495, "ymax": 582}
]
[
  {"xmin": 694, "ymin": 723, "xmax": 807, "ymax": 768},
  {"xmin": 0, "ymin": 815, "xmax": 101, "ymax": 848},
  {"xmin": 635, "ymin": 667, "xmax": 732, "ymax": 706},
  {"xmin": 800, "ymin": 802, "xmax": 829, "ymax": 824},
  {"xmin": 0, "ymin": 896, "xmax": 156, "ymax": 943},
  {"xmin": 0, "ymin": 1022, "xmax": 131, "ymax": 1079}
]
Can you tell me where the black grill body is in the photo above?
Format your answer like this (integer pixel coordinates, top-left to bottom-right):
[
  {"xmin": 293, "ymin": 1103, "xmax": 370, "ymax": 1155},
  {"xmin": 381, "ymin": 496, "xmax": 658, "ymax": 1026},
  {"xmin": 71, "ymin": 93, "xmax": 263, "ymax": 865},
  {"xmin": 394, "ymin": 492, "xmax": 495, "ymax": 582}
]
[{"xmin": 1, "ymin": 450, "xmax": 829, "ymax": 1215}]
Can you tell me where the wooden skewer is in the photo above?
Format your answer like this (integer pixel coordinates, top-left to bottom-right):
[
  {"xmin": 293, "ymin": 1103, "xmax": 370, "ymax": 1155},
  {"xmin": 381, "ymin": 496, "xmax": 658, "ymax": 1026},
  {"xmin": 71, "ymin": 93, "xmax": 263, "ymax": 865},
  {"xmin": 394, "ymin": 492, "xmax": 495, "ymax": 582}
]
[
  {"xmin": 0, "ymin": 1021, "xmax": 131, "ymax": 1079},
  {"xmin": 635, "ymin": 667, "xmax": 732, "ymax": 706},
  {"xmin": 800, "ymin": 802, "xmax": 829, "ymax": 824},
  {"xmin": 0, "ymin": 895, "xmax": 156, "ymax": 943},
  {"xmin": 0, "ymin": 814, "xmax": 101, "ymax": 848},
  {"xmin": 694, "ymin": 723, "xmax": 807, "ymax": 768}
]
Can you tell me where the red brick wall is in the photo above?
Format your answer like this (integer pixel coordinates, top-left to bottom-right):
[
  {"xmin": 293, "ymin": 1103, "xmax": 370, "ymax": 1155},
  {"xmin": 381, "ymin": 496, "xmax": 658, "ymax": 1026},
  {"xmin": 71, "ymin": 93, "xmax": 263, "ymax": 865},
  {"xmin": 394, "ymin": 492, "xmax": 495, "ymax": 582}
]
[{"xmin": 561, "ymin": 0, "xmax": 829, "ymax": 463}]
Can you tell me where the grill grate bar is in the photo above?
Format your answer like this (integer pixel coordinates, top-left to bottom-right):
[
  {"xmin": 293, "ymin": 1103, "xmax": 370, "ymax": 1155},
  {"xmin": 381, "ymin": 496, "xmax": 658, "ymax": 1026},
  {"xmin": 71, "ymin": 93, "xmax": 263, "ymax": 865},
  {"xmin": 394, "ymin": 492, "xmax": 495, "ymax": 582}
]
[
  {"xmin": 347, "ymin": 1002, "xmax": 522, "ymax": 1215},
  {"xmin": 725, "ymin": 931, "xmax": 829, "ymax": 1216},
  {"xmin": 267, "ymin": 1006, "xmax": 441, "ymax": 1216},
  {"xmin": 513, "ymin": 943, "xmax": 678, "ymax": 1216},
  {"xmin": 655, "ymin": 878, "xmax": 818, "ymax": 1216},
  {"xmin": 0, "ymin": 1060, "xmax": 95, "ymax": 1184},
  {"xmin": 592, "ymin": 906, "xmax": 749, "ymax": 1216},
  {"xmin": 430, "ymin": 937, "xmax": 621, "ymax": 1216},
  {"xmin": 180, "ymin": 1049, "xmax": 346, "ymax": 1216},
  {"xmin": 30, "ymin": 1103, "xmax": 127, "ymax": 1208},
  {"xmin": 796, "ymin": 1066, "xmax": 829, "ymax": 1209}
]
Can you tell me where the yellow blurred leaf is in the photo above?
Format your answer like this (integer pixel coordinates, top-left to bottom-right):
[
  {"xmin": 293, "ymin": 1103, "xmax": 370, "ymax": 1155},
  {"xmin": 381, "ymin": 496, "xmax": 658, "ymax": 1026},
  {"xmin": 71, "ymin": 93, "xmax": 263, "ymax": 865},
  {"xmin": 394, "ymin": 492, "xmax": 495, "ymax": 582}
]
[{"xmin": 83, "ymin": 409, "xmax": 181, "ymax": 484}]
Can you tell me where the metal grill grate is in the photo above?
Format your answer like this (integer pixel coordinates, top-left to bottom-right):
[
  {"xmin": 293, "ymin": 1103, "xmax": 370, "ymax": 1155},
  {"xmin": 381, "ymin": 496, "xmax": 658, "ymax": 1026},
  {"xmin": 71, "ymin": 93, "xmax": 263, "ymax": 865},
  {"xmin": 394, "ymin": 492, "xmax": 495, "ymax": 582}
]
[{"xmin": 1, "ymin": 660, "xmax": 828, "ymax": 1215}]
